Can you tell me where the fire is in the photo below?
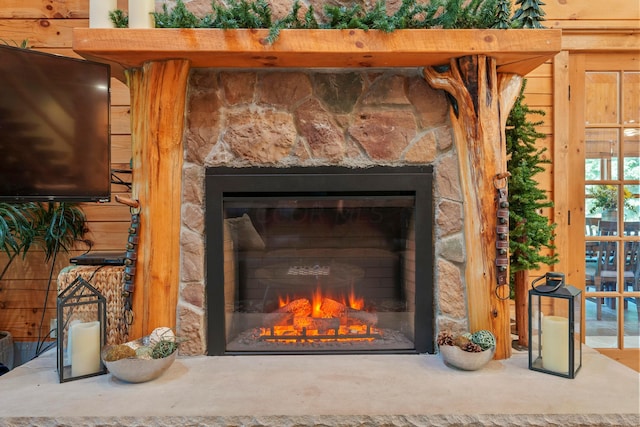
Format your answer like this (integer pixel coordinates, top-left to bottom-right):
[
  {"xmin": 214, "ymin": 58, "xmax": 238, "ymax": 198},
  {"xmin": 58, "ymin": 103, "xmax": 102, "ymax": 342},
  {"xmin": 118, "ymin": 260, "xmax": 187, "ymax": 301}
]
[
  {"xmin": 259, "ymin": 287, "xmax": 380, "ymax": 343},
  {"xmin": 312, "ymin": 287, "xmax": 323, "ymax": 317},
  {"xmin": 278, "ymin": 294, "xmax": 290, "ymax": 308},
  {"xmin": 348, "ymin": 288, "xmax": 364, "ymax": 311}
]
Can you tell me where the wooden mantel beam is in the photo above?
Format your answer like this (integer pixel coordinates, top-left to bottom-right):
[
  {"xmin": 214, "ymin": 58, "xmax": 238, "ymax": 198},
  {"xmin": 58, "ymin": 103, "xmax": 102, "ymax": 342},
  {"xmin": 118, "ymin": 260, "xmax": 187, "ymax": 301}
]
[
  {"xmin": 73, "ymin": 29, "xmax": 561, "ymax": 81},
  {"xmin": 72, "ymin": 29, "xmax": 561, "ymax": 355}
]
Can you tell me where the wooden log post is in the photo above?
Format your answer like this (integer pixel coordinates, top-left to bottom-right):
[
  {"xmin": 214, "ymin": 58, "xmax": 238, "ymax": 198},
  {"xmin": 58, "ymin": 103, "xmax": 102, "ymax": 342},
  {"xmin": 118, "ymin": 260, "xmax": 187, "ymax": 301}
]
[
  {"xmin": 515, "ymin": 269, "xmax": 529, "ymax": 347},
  {"xmin": 126, "ymin": 59, "xmax": 190, "ymax": 339},
  {"xmin": 424, "ymin": 55, "xmax": 522, "ymax": 359}
]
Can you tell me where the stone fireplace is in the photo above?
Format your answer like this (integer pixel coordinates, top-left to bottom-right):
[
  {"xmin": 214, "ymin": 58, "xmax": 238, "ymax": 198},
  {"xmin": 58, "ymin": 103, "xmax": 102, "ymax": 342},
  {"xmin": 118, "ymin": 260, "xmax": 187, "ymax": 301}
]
[
  {"xmin": 178, "ymin": 69, "xmax": 466, "ymax": 355},
  {"xmin": 71, "ymin": 26, "xmax": 560, "ymax": 359}
]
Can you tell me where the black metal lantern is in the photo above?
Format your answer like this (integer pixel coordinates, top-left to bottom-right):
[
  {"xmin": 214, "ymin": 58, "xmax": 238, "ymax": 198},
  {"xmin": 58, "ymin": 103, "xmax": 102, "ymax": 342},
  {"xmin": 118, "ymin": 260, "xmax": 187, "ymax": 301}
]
[
  {"xmin": 57, "ymin": 277, "xmax": 107, "ymax": 382},
  {"xmin": 529, "ymin": 272, "xmax": 582, "ymax": 379}
]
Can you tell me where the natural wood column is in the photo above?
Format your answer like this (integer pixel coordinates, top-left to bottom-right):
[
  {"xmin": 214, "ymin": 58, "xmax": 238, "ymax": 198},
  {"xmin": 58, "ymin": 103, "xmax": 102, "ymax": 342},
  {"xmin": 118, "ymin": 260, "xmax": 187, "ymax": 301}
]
[
  {"xmin": 424, "ymin": 56, "xmax": 522, "ymax": 359},
  {"xmin": 126, "ymin": 59, "xmax": 190, "ymax": 338}
]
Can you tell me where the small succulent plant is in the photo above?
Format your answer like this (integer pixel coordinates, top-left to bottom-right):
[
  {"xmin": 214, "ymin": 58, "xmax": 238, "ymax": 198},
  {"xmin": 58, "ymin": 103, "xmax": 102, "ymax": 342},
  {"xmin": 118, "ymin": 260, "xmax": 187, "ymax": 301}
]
[{"xmin": 437, "ymin": 329, "xmax": 495, "ymax": 353}]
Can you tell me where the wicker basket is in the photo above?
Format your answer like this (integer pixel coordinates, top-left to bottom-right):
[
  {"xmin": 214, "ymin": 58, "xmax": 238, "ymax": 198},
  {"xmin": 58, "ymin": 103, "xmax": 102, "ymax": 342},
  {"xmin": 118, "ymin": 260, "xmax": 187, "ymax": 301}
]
[{"xmin": 57, "ymin": 265, "xmax": 129, "ymax": 345}]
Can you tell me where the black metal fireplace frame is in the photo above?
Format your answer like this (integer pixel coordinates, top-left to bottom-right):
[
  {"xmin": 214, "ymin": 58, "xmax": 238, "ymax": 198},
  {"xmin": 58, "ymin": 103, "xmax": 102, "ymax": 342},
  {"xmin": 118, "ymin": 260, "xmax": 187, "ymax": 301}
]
[{"xmin": 205, "ymin": 166, "xmax": 434, "ymax": 355}]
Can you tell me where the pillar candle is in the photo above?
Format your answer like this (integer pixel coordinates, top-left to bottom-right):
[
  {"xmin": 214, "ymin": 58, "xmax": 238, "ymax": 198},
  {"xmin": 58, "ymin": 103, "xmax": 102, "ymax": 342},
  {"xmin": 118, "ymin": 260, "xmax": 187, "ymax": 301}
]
[
  {"xmin": 541, "ymin": 315, "xmax": 569, "ymax": 374},
  {"xmin": 64, "ymin": 319, "xmax": 80, "ymax": 366},
  {"xmin": 70, "ymin": 321, "xmax": 101, "ymax": 377},
  {"xmin": 89, "ymin": 0, "xmax": 117, "ymax": 28},
  {"xmin": 129, "ymin": 0, "xmax": 156, "ymax": 28}
]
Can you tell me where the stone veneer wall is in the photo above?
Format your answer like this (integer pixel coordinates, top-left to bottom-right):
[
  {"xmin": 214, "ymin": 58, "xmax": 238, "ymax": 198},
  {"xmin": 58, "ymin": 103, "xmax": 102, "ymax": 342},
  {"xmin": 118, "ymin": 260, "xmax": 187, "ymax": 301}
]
[{"xmin": 177, "ymin": 68, "xmax": 469, "ymax": 355}]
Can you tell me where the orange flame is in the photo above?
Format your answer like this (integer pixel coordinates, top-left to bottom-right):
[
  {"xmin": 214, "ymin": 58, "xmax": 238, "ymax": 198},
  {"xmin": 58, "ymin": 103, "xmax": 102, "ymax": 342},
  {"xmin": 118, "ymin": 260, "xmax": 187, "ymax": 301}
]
[
  {"xmin": 312, "ymin": 287, "xmax": 323, "ymax": 317},
  {"xmin": 278, "ymin": 294, "xmax": 291, "ymax": 308},
  {"xmin": 348, "ymin": 288, "xmax": 364, "ymax": 311}
]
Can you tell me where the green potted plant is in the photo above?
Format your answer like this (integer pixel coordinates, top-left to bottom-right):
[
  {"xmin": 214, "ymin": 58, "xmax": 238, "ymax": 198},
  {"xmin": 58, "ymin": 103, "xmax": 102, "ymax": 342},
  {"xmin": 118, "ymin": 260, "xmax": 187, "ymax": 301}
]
[
  {"xmin": 0, "ymin": 202, "xmax": 88, "ymax": 359},
  {"xmin": 587, "ymin": 185, "xmax": 636, "ymax": 220},
  {"xmin": 1, "ymin": 202, "xmax": 87, "ymax": 272}
]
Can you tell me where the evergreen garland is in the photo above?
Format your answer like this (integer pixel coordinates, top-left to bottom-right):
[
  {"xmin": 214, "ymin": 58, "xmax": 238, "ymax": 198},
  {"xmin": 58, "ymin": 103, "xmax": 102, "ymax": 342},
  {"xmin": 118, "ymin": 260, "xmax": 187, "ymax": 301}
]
[
  {"xmin": 438, "ymin": 0, "xmax": 499, "ymax": 29},
  {"xmin": 512, "ymin": 0, "xmax": 547, "ymax": 29},
  {"xmin": 109, "ymin": 0, "xmax": 548, "ymax": 42},
  {"xmin": 207, "ymin": 0, "xmax": 273, "ymax": 29},
  {"xmin": 506, "ymin": 81, "xmax": 558, "ymax": 275},
  {"xmin": 108, "ymin": 9, "xmax": 128, "ymax": 28},
  {"xmin": 493, "ymin": 0, "xmax": 512, "ymax": 29},
  {"xmin": 154, "ymin": 0, "xmax": 202, "ymax": 28}
]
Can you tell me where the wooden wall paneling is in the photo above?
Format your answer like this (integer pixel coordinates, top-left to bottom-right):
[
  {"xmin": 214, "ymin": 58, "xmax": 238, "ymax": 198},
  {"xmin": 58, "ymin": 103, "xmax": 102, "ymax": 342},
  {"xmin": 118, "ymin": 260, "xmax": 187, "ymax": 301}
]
[
  {"xmin": 0, "ymin": 0, "xmax": 128, "ymax": 18},
  {"xmin": 0, "ymin": 309, "xmax": 56, "ymax": 341},
  {"xmin": 0, "ymin": 19, "xmax": 87, "ymax": 47},
  {"xmin": 0, "ymin": 0, "xmax": 87, "ymax": 19},
  {"xmin": 555, "ymin": 51, "xmax": 576, "ymax": 285},
  {"xmin": 111, "ymin": 79, "xmax": 132, "ymax": 105},
  {"xmin": 110, "ymin": 106, "xmax": 132, "ymax": 135},
  {"xmin": 0, "ymin": 287, "xmax": 55, "ymax": 310},
  {"xmin": 80, "ymin": 201, "xmax": 132, "ymax": 223},
  {"xmin": 0, "ymin": 253, "xmax": 75, "ymax": 281},
  {"xmin": 81, "ymin": 221, "xmax": 131, "ymax": 250},
  {"xmin": 544, "ymin": 0, "xmax": 639, "ymax": 22},
  {"xmin": 110, "ymin": 135, "xmax": 133, "ymax": 164}
]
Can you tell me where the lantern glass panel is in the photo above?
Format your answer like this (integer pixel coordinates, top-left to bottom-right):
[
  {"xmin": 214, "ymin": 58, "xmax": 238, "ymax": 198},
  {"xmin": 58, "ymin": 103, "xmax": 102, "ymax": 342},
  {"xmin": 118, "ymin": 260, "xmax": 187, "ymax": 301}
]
[
  {"xmin": 529, "ymin": 280, "xmax": 582, "ymax": 379},
  {"xmin": 57, "ymin": 277, "xmax": 107, "ymax": 382},
  {"xmin": 572, "ymin": 293, "xmax": 582, "ymax": 371}
]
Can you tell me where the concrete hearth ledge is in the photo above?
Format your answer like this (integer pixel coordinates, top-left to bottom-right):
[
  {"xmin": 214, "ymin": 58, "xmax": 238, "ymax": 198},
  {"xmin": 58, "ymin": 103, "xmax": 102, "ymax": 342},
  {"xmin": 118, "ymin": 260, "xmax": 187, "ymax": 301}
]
[{"xmin": 0, "ymin": 347, "xmax": 638, "ymax": 427}]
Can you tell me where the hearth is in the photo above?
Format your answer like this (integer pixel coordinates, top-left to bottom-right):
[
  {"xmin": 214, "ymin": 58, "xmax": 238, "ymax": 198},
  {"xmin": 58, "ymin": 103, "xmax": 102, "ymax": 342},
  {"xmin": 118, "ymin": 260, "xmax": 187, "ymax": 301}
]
[{"xmin": 205, "ymin": 166, "xmax": 434, "ymax": 355}]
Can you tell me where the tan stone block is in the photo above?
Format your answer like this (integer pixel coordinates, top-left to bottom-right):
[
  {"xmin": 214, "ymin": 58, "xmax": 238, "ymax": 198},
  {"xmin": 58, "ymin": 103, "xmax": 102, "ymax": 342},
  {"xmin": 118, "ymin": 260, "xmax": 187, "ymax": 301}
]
[
  {"xmin": 177, "ymin": 304, "xmax": 205, "ymax": 356},
  {"xmin": 224, "ymin": 109, "xmax": 296, "ymax": 163},
  {"xmin": 181, "ymin": 283, "xmax": 205, "ymax": 308},
  {"xmin": 406, "ymin": 76, "xmax": 449, "ymax": 128},
  {"xmin": 295, "ymin": 99, "xmax": 345, "ymax": 161},
  {"xmin": 348, "ymin": 111, "xmax": 417, "ymax": 160},
  {"xmin": 220, "ymin": 72, "xmax": 256, "ymax": 105},
  {"xmin": 437, "ymin": 199, "xmax": 463, "ymax": 237},
  {"xmin": 437, "ymin": 258, "xmax": 466, "ymax": 320},
  {"xmin": 362, "ymin": 75, "xmax": 410, "ymax": 105},
  {"xmin": 404, "ymin": 131, "xmax": 437, "ymax": 163},
  {"xmin": 258, "ymin": 72, "xmax": 312, "ymax": 109},
  {"xmin": 435, "ymin": 152, "xmax": 462, "ymax": 201}
]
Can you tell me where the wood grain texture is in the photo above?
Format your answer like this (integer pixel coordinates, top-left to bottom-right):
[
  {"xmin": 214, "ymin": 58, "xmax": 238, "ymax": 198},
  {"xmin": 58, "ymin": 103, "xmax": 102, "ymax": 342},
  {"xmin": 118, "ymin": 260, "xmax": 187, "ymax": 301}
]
[
  {"xmin": 127, "ymin": 59, "xmax": 190, "ymax": 338},
  {"xmin": 424, "ymin": 56, "xmax": 520, "ymax": 359},
  {"xmin": 72, "ymin": 28, "xmax": 561, "ymax": 81}
]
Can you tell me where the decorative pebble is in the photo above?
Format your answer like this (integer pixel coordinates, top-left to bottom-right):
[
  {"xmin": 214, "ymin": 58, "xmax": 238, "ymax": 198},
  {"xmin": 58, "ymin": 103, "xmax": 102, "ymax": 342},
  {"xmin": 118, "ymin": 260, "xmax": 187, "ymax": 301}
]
[
  {"xmin": 149, "ymin": 327, "xmax": 175, "ymax": 346},
  {"xmin": 135, "ymin": 346, "xmax": 154, "ymax": 360}
]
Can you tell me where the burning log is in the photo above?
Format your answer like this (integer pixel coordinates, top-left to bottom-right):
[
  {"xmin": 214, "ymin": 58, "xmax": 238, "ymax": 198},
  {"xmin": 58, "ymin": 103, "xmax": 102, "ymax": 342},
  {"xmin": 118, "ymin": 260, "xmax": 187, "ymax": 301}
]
[
  {"xmin": 319, "ymin": 296, "xmax": 377, "ymax": 326},
  {"xmin": 320, "ymin": 298, "xmax": 347, "ymax": 318},
  {"xmin": 348, "ymin": 308, "xmax": 378, "ymax": 326},
  {"xmin": 262, "ymin": 312, "xmax": 293, "ymax": 328},
  {"xmin": 275, "ymin": 298, "xmax": 312, "ymax": 317},
  {"xmin": 293, "ymin": 316, "xmax": 340, "ymax": 333}
]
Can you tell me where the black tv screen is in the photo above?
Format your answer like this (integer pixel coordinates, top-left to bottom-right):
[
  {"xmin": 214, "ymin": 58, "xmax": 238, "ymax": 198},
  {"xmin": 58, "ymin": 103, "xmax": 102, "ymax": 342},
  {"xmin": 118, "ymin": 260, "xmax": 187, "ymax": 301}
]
[{"xmin": 0, "ymin": 44, "xmax": 111, "ymax": 202}]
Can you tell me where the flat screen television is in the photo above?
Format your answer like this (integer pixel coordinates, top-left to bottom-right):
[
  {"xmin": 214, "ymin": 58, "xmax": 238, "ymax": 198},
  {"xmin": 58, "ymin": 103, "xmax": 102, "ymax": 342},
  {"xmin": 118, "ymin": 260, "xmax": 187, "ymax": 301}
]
[{"xmin": 0, "ymin": 44, "xmax": 111, "ymax": 202}]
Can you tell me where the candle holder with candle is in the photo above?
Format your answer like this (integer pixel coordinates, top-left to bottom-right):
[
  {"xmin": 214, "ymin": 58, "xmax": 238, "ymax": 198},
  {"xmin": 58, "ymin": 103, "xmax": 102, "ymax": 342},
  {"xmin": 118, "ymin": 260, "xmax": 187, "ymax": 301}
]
[
  {"xmin": 56, "ymin": 277, "xmax": 107, "ymax": 382},
  {"xmin": 528, "ymin": 272, "xmax": 582, "ymax": 379}
]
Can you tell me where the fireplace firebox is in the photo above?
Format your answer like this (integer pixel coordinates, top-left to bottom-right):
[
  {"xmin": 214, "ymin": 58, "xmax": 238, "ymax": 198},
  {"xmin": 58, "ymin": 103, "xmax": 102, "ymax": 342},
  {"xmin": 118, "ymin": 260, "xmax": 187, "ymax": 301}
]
[{"xmin": 205, "ymin": 166, "xmax": 434, "ymax": 355}]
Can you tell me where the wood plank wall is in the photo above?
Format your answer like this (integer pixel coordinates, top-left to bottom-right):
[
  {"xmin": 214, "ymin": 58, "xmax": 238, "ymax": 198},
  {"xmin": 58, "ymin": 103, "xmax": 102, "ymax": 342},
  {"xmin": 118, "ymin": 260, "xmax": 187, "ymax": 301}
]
[
  {"xmin": 0, "ymin": 0, "xmax": 636, "ymax": 344},
  {"xmin": 0, "ymin": 0, "xmax": 132, "ymax": 343}
]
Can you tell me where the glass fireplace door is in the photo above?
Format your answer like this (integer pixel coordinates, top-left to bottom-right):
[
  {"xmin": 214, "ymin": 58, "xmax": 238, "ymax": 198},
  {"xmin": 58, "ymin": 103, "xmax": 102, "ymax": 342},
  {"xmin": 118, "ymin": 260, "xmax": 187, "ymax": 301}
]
[{"xmin": 206, "ymin": 166, "xmax": 434, "ymax": 355}]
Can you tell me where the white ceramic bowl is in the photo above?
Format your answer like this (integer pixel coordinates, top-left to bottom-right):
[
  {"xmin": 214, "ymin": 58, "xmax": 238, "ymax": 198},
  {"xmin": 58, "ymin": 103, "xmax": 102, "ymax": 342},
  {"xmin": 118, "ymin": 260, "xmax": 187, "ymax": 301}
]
[
  {"xmin": 101, "ymin": 337, "xmax": 177, "ymax": 383},
  {"xmin": 439, "ymin": 345, "xmax": 495, "ymax": 371}
]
